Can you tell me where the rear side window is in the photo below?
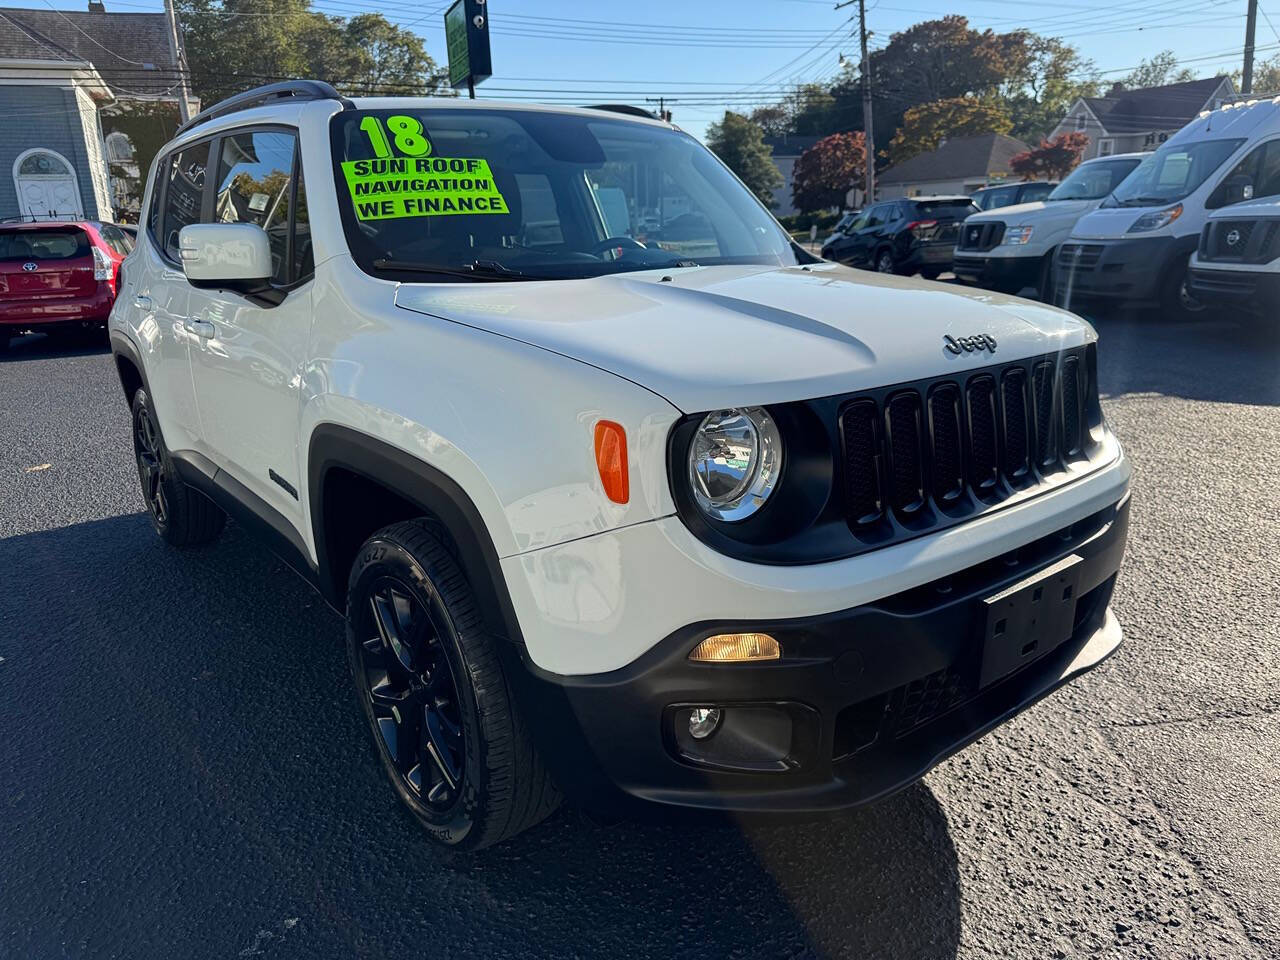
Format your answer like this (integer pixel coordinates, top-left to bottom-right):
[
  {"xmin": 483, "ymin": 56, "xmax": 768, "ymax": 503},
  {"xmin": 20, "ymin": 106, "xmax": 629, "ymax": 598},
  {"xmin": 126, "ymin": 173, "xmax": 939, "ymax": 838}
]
[
  {"xmin": 913, "ymin": 199, "xmax": 981, "ymax": 219},
  {"xmin": 98, "ymin": 223, "xmax": 133, "ymax": 256},
  {"xmin": 0, "ymin": 228, "xmax": 89, "ymax": 260},
  {"xmin": 213, "ymin": 130, "xmax": 297, "ymax": 284},
  {"xmin": 1020, "ymin": 182, "xmax": 1055, "ymax": 203},
  {"xmin": 161, "ymin": 140, "xmax": 211, "ymax": 261},
  {"xmin": 977, "ymin": 185, "xmax": 1018, "ymax": 210}
]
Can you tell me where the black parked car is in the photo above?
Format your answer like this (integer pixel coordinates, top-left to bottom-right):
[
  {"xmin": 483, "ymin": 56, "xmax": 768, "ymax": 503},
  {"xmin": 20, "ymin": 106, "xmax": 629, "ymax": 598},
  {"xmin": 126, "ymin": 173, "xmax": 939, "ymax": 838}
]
[
  {"xmin": 971, "ymin": 180, "xmax": 1057, "ymax": 211},
  {"xmin": 823, "ymin": 197, "xmax": 981, "ymax": 279}
]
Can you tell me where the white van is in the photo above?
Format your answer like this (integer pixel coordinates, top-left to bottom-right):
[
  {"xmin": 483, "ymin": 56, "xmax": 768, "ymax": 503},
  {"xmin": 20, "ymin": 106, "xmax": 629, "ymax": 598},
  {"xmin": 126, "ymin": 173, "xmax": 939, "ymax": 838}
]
[
  {"xmin": 1057, "ymin": 97, "xmax": 1280, "ymax": 317},
  {"xmin": 953, "ymin": 153, "xmax": 1147, "ymax": 297}
]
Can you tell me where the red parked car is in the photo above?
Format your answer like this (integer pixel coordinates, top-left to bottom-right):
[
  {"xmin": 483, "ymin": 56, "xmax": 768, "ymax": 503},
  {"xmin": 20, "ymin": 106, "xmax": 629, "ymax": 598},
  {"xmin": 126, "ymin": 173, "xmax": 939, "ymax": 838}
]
[{"xmin": 0, "ymin": 219, "xmax": 133, "ymax": 350}]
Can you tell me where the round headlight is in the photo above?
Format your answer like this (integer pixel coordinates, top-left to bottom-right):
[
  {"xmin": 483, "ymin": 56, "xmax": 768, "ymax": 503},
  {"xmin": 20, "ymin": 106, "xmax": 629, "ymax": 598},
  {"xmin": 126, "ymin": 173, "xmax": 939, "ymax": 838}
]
[{"xmin": 687, "ymin": 406, "xmax": 783, "ymax": 522}]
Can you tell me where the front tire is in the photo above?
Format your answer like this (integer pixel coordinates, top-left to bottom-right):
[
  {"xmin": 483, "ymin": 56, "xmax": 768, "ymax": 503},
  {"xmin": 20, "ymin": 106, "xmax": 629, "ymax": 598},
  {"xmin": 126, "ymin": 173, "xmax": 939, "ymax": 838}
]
[
  {"xmin": 346, "ymin": 520, "xmax": 560, "ymax": 850},
  {"xmin": 920, "ymin": 267, "xmax": 942, "ymax": 281},
  {"xmin": 130, "ymin": 388, "xmax": 225, "ymax": 545},
  {"xmin": 1159, "ymin": 255, "xmax": 1206, "ymax": 320}
]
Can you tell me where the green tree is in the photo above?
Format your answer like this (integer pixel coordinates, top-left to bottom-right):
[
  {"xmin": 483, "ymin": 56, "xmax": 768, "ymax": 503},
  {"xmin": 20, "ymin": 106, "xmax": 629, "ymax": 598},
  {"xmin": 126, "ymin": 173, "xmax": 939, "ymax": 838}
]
[
  {"xmin": 791, "ymin": 132, "xmax": 866, "ymax": 212},
  {"xmin": 178, "ymin": 0, "xmax": 443, "ymax": 105},
  {"xmin": 887, "ymin": 98, "xmax": 1012, "ymax": 165},
  {"xmin": 999, "ymin": 34, "xmax": 1101, "ymax": 142},
  {"xmin": 1118, "ymin": 51, "xmax": 1198, "ymax": 91},
  {"xmin": 749, "ymin": 104, "xmax": 792, "ymax": 139},
  {"xmin": 705, "ymin": 111, "xmax": 783, "ymax": 207}
]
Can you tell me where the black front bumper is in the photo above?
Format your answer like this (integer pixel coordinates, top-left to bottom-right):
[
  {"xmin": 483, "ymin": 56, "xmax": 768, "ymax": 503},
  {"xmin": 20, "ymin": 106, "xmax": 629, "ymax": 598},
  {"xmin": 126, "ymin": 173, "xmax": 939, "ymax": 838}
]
[
  {"xmin": 1189, "ymin": 265, "xmax": 1280, "ymax": 306},
  {"xmin": 952, "ymin": 253, "xmax": 1040, "ymax": 291},
  {"xmin": 512, "ymin": 495, "xmax": 1130, "ymax": 820},
  {"xmin": 1054, "ymin": 234, "xmax": 1193, "ymax": 306}
]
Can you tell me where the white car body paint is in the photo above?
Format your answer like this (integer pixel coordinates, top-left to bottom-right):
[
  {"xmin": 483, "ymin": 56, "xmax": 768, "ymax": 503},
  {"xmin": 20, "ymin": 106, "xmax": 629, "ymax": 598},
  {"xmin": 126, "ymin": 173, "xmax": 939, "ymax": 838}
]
[{"xmin": 111, "ymin": 95, "xmax": 1128, "ymax": 677}]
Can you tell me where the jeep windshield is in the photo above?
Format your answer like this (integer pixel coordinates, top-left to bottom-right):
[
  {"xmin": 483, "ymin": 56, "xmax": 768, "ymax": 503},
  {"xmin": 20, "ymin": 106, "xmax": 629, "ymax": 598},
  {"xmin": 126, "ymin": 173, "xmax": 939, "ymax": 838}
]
[
  {"xmin": 330, "ymin": 107, "xmax": 800, "ymax": 281},
  {"xmin": 1104, "ymin": 138, "xmax": 1244, "ymax": 207}
]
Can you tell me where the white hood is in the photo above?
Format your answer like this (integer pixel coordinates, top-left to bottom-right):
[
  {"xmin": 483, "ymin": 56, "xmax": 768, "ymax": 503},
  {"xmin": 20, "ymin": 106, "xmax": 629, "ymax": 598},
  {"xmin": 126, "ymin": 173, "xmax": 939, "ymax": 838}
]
[
  {"xmin": 1071, "ymin": 206, "xmax": 1152, "ymax": 240},
  {"xmin": 969, "ymin": 198, "xmax": 1094, "ymax": 224},
  {"xmin": 395, "ymin": 263, "xmax": 1093, "ymax": 412}
]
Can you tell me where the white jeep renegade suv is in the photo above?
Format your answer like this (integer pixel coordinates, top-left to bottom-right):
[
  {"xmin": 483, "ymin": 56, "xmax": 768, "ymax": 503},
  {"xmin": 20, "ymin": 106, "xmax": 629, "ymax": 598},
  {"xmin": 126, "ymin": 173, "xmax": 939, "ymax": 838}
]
[{"xmin": 109, "ymin": 82, "xmax": 1131, "ymax": 850}]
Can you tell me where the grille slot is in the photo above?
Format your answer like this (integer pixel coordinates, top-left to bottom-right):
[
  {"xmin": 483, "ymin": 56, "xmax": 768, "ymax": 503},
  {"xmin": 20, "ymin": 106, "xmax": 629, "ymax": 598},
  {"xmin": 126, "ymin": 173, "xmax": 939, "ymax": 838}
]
[
  {"xmin": 928, "ymin": 384, "xmax": 964, "ymax": 505},
  {"xmin": 1001, "ymin": 368, "xmax": 1031, "ymax": 481},
  {"xmin": 1031, "ymin": 360, "xmax": 1057, "ymax": 469},
  {"xmin": 885, "ymin": 391, "xmax": 926, "ymax": 515},
  {"xmin": 834, "ymin": 350, "xmax": 1097, "ymax": 534},
  {"xmin": 838, "ymin": 399, "xmax": 884, "ymax": 526},
  {"xmin": 966, "ymin": 375, "xmax": 1000, "ymax": 494},
  {"xmin": 1061, "ymin": 355, "xmax": 1083, "ymax": 457}
]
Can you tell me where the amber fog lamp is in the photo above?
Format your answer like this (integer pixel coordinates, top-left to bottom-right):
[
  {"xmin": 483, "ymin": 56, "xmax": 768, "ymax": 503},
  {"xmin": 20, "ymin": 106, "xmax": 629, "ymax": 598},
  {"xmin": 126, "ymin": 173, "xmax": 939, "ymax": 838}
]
[{"xmin": 688, "ymin": 632, "xmax": 781, "ymax": 663}]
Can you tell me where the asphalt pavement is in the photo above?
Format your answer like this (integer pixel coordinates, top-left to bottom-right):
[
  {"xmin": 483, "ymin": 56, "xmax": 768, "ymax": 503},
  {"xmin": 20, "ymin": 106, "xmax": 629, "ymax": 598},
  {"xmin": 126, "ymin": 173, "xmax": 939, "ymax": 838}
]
[{"xmin": 1, "ymin": 304, "xmax": 1278, "ymax": 959}]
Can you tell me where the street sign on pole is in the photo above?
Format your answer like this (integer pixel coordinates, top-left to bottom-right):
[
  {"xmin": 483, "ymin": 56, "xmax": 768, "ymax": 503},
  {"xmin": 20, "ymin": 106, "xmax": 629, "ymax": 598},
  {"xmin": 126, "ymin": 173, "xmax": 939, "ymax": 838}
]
[{"xmin": 444, "ymin": 0, "xmax": 492, "ymax": 99}]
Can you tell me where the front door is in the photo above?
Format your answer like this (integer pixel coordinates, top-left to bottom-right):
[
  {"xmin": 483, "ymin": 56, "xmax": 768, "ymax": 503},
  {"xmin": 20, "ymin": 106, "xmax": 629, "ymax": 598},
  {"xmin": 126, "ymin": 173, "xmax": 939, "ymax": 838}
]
[
  {"xmin": 185, "ymin": 128, "xmax": 313, "ymax": 525},
  {"xmin": 14, "ymin": 150, "xmax": 84, "ymax": 220}
]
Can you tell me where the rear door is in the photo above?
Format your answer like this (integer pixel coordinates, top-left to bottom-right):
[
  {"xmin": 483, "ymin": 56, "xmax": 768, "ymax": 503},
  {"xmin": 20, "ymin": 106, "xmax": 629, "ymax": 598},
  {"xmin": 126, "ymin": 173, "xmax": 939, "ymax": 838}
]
[
  {"xmin": 843, "ymin": 204, "xmax": 889, "ymax": 265},
  {"xmin": 0, "ymin": 226, "xmax": 97, "ymax": 306}
]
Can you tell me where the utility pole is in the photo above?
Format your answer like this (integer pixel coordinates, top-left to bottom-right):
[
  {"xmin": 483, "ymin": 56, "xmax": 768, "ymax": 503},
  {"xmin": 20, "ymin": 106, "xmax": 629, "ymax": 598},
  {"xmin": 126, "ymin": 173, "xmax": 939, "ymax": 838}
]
[
  {"xmin": 836, "ymin": 0, "xmax": 874, "ymax": 204},
  {"xmin": 1243, "ymin": 0, "xmax": 1259, "ymax": 94},
  {"xmin": 163, "ymin": 0, "xmax": 192, "ymax": 122},
  {"xmin": 645, "ymin": 96, "xmax": 676, "ymax": 121}
]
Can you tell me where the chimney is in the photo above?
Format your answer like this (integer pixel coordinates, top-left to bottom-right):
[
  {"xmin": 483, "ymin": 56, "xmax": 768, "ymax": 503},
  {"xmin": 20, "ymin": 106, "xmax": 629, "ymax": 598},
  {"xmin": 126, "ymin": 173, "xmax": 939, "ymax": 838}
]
[
  {"xmin": 1108, "ymin": 82, "xmax": 1124, "ymax": 97},
  {"xmin": 88, "ymin": 0, "xmax": 105, "ymax": 9}
]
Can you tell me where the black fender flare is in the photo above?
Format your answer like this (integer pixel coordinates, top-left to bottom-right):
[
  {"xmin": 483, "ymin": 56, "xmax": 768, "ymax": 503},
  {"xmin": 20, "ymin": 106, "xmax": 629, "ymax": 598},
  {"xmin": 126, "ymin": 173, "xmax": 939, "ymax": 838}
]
[
  {"xmin": 306, "ymin": 423, "xmax": 525, "ymax": 646},
  {"xmin": 109, "ymin": 330, "xmax": 150, "ymax": 406}
]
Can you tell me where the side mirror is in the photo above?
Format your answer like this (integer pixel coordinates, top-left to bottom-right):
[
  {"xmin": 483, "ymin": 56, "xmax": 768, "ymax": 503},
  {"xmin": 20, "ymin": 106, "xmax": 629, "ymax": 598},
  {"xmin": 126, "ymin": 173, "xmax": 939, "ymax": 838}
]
[{"xmin": 178, "ymin": 223, "xmax": 272, "ymax": 294}]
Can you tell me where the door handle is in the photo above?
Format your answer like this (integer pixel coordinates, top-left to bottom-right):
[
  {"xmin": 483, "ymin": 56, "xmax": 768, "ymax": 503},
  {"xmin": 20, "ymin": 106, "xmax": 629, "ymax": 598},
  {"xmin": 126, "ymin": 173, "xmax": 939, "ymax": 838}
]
[
  {"xmin": 184, "ymin": 318, "xmax": 216, "ymax": 339},
  {"xmin": 134, "ymin": 295, "xmax": 151, "ymax": 309}
]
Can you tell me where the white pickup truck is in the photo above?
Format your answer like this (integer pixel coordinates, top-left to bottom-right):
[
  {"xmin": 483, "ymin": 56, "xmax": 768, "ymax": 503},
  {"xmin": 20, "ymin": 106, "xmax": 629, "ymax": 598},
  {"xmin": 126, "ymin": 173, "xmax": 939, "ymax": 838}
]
[{"xmin": 952, "ymin": 153, "xmax": 1147, "ymax": 298}]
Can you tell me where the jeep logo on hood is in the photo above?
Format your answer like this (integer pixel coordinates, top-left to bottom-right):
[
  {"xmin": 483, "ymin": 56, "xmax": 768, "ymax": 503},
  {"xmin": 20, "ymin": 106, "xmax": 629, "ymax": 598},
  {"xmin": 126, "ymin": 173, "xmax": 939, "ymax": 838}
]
[{"xmin": 944, "ymin": 333, "xmax": 998, "ymax": 355}]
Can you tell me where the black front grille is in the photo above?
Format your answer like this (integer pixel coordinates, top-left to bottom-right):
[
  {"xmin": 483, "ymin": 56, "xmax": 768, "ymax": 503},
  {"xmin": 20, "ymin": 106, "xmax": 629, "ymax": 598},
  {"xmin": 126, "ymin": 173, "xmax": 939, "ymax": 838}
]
[
  {"xmin": 1200, "ymin": 218, "xmax": 1280, "ymax": 263},
  {"xmin": 1058, "ymin": 243, "xmax": 1103, "ymax": 270},
  {"xmin": 958, "ymin": 221, "xmax": 1005, "ymax": 251},
  {"xmin": 835, "ymin": 348, "xmax": 1100, "ymax": 532}
]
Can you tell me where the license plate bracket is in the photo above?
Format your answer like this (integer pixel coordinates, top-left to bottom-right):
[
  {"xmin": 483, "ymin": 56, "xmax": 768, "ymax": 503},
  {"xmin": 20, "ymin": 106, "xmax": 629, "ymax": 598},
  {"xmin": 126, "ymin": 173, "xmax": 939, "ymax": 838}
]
[{"xmin": 979, "ymin": 554, "xmax": 1083, "ymax": 689}]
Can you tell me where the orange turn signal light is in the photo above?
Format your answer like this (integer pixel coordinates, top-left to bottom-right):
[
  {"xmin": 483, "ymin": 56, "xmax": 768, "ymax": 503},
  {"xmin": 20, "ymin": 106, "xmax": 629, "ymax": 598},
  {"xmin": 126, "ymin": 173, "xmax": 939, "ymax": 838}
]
[
  {"xmin": 594, "ymin": 420, "xmax": 629, "ymax": 504},
  {"xmin": 688, "ymin": 633, "xmax": 781, "ymax": 663}
]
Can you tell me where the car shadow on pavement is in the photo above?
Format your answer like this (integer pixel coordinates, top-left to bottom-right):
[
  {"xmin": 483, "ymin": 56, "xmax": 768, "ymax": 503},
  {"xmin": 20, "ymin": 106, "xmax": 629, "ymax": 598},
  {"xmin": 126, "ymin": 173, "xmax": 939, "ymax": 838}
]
[
  {"xmin": 0, "ymin": 513, "xmax": 961, "ymax": 960},
  {"xmin": 0, "ymin": 331, "xmax": 110, "ymax": 362}
]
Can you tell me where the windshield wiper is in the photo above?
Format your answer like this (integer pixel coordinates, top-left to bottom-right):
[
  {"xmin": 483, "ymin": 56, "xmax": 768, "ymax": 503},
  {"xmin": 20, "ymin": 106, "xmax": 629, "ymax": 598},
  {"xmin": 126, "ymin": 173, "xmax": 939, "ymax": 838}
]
[
  {"xmin": 1120, "ymin": 196, "xmax": 1172, "ymax": 207},
  {"xmin": 371, "ymin": 258, "xmax": 544, "ymax": 281}
]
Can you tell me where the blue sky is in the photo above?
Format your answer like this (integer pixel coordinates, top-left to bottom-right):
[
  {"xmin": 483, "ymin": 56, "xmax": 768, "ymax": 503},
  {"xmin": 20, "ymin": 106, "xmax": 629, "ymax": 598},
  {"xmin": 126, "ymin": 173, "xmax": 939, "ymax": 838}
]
[{"xmin": 28, "ymin": 0, "xmax": 1272, "ymax": 140}]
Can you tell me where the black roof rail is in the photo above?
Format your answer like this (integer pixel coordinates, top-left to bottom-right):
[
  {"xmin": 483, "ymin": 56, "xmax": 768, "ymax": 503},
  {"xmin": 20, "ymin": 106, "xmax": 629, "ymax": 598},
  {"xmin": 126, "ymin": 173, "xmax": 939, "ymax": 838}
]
[
  {"xmin": 175, "ymin": 80, "xmax": 350, "ymax": 136},
  {"xmin": 581, "ymin": 104, "xmax": 661, "ymax": 120}
]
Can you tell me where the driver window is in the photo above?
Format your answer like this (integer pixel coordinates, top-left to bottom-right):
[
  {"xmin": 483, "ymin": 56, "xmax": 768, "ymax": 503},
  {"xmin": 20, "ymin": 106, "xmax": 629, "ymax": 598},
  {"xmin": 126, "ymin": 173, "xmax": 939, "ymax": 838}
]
[
  {"xmin": 1208, "ymin": 140, "xmax": 1280, "ymax": 208},
  {"xmin": 213, "ymin": 130, "xmax": 296, "ymax": 283}
]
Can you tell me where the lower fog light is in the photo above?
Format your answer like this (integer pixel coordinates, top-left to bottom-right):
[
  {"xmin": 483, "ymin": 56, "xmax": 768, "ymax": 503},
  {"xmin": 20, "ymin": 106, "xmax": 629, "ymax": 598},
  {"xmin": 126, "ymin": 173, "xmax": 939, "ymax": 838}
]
[{"xmin": 688, "ymin": 706, "xmax": 722, "ymax": 740}]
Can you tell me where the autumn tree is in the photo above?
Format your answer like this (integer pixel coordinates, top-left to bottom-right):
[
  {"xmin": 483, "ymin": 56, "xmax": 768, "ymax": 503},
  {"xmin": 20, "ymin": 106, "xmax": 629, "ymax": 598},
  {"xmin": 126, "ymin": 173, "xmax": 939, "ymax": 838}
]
[
  {"xmin": 791, "ymin": 132, "xmax": 866, "ymax": 212},
  {"xmin": 1009, "ymin": 132, "xmax": 1090, "ymax": 180},
  {"xmin": 887, "ymin": 98, "xmax": 1013, "ymax": 165},
  {"xmin": 706, "ymin": 111, "xmax": 783, "ymax": 207}
]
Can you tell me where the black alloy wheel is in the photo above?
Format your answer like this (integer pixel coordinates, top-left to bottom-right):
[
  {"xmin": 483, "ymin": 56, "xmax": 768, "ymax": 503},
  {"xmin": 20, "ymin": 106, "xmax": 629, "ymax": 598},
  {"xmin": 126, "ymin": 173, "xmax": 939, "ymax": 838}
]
[
  {"xmin": 354, "ymin": 576, "xmax": 466, "ymax": 810},
  {"xmin": 876, "ymin": 249, "xmax": 896, "ymax": 274},
  {"xmin": 133, "ymin": 396, "xmax": 171, "ymax": 528},
  {"xmin": 345, "ymin": 520, "xmax": 560, "ymax": 849},
  {"xmin": 128, "ymin": 388, "xmax": 225, "ymax": 545}
]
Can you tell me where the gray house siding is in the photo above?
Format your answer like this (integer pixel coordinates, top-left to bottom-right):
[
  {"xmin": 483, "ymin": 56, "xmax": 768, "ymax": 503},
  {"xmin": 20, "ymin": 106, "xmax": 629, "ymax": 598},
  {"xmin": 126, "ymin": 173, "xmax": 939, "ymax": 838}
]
[{"xmin": 0, "ymin": 84, "xmax": 103, "ymax": 220}]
